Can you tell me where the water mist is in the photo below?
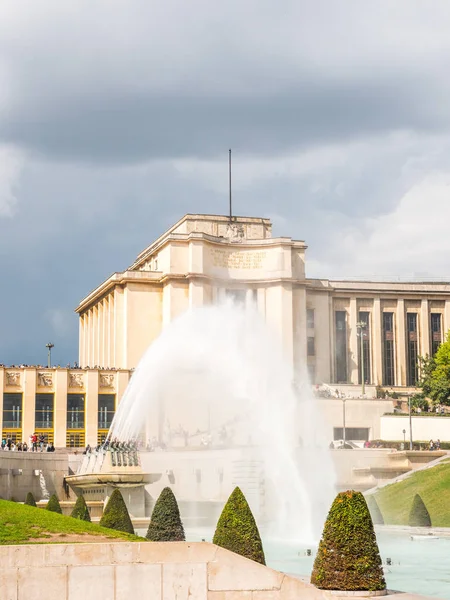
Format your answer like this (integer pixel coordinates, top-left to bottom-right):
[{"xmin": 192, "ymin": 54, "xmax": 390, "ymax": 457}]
[{"xmin": 109, "ymin": 300, "xmax": 336, "ymax": 541}]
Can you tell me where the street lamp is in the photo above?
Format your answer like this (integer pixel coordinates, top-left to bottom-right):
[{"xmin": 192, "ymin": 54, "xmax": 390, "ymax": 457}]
[
  {"xmin": 356, "ymin": 321, "xmax": 367, "ymax": 397},
  {"xmin": 408, "ymin": 395, "xmax": 413, "ymax": 450},
  {"xmin": 45, "ymin": 343, "xmax": 54, "ymax": 368},
  {"xmin": 342, "ymin": 398, "xmax": 347, "ymax": 447},
  {"xmin": 402, "ymin": 429, "xmax": 406, "ymax": 444}
]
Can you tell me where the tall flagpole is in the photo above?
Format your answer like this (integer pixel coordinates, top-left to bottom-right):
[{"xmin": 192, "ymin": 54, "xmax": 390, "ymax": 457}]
[{"xmin": 229, "ymin": 149, "xmax": 232, "ymax": 221}]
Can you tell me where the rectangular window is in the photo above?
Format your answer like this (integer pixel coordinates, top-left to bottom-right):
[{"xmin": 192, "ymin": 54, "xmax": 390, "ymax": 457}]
[
  {"xmin": 431, "ymin": 313, "xmax": 442, "ymax": 356},
  {"xmin": 67, "ymin": 394, "xmax": 85, "ymax": 429},
  {"xmin": 358, "ymin": 311, "xmax": 371, "ymax": 385},
  {"xmin": 35, "ymin": 393, "xmax": 54, "ymax": 429},
  {"xmin": 335, "ymin": 311, "xmax": 348, "ymax": 383},
  {"xmin": 333, "ymin": 427, "xmax": 369, "ymax": 442},
  {"xmin": 98, "ymin": 394, "xmax": 115, "ymax": 429},
  {"xmin": 407, "ymin": 313, "xmax": 419, "ymax": 386},
  {"xmin": 307, "ymin": 336, "xmax": 315, "ymax": 356},
  {"xmin": 382, "ymin": 312, "xmax": 395, "ymax": 386},
  {"xmin": 2, "ymin": 393, "xmax": 22, "ymax": 428},
  {"xmin": 307, "ymin": 309, "xmax": 315, "ymax": 329}
]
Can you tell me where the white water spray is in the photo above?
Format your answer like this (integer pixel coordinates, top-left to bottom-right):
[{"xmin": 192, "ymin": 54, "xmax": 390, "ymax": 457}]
[{"xmin": 109, "ymin": 301, "xmax": 335, "ymax": 541}]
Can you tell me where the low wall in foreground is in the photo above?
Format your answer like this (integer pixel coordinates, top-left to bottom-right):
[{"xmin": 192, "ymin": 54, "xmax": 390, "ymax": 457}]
[
  {"xmin": 0, "ymin": 541, "xmax": 433, "ymax": 600},
  {"xmin": 0, "ymin": 541, "xmax": 319, "ymax": 600}
]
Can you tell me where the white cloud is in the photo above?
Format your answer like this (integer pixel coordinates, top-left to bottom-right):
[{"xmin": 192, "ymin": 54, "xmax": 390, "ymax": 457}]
[
  {"xmin": 0, "ymin": 145, "xmax": 24, "ymax": 217},
  {"xmin": 309, "ymin": 172, "xmax": 450, "ymax": 279}
]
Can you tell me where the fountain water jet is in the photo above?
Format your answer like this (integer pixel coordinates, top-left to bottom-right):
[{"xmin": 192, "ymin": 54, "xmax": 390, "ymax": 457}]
[{"xmin": 109, "ymin": 300, "xmax": 335, "ymax": 541}]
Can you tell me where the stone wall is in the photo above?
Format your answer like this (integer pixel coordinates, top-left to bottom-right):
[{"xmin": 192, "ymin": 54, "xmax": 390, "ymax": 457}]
[{"xmin": 0, "ymin": 541, "xmax": 320, "ymax": 600}]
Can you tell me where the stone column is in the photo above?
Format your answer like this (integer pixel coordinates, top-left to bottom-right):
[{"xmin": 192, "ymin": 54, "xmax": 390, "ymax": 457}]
[
  {"xmin": 349, "ymin": 297, "xmax": 358, "ymax": 384},
  {"xmin": 372, "ymin": 298, "xmax": 383, "ymax": 386},
  {"xmin": 22, "ymin": 369, "xmax": 37, "ymax": 443},
  {"xmin": 396, "ymin": 299, "xmax": 406, "ymax": 386},
  {"xmin": 292, "ymin": 286, "xmax": 307, "ymax": 383},
  {"xmin": 444, "ymin": 300, "xmax": 450, "ymax": 337},
  {"xmin": 420, "ymin": 299, "xmax": 430, "ymax": 357},
  {"xmin": 329, "ymin": 296, "xmax": 335, "ymax": 383}
]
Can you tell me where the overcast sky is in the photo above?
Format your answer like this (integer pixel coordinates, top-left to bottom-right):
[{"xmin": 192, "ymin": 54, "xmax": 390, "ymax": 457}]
[{"xmin": 2, "ymin": 0, "xmax": 450, "ymax": 366}]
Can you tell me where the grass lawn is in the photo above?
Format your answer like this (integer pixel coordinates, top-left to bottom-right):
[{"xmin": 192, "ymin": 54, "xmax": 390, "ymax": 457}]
[
  {"xmin": 0, "ymin": 499, "xmax": 144, "ymax": 545},
  {"xmin": 374, "ymin": 459, "xmax": 450, "ymax": 526}
]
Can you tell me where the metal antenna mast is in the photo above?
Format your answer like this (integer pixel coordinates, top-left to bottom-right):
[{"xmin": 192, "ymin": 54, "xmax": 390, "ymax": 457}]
[{"xmin": 229, "ymin": 149, "xmax": 232, "ymax": 221}]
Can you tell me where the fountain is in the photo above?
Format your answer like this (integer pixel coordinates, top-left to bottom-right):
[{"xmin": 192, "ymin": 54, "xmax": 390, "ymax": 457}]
[{"xmin": 109, "ymin": 300, "xmax": 336, "ymax": 541}]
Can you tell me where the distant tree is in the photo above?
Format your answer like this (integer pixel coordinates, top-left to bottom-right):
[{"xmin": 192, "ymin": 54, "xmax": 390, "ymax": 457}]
[
  {"xmin": 146, "ymin": 487, "xmax": 185, "ymax": 541},
  {"xmin": 418, "ymin": 333, "xmax": 450, "ymax": 406},
  {"xmin": 408, "ymin": 494, "xmax": 431, "ymax": 527},
  {"xmin": 213, "ymin": 487, "xmax": 265, "ymax": 565},
  {"xmin": 24, "ymin": 492, "xmax": 37, "ymax": 507},
  {"xmin": 46, "ymin": 494, "xmax": 62, "ymax": 514},
  {"xmin": 366, "ymin": 495, "xmax": 384, "ymax": 525},
  {"xmin": 410, "ymin": 392, "xmax": 429, "ymax": 412},
  {"xmin": 99, "ymin": 489, "xmax": 134, "ymax": 534},
  {"xmin": 311, "ymin": 490, "xmax": 386, "ymax": 591},
  {"xmin": 71, "ymin": 494, "xmax": 91, "ymax": 522}
]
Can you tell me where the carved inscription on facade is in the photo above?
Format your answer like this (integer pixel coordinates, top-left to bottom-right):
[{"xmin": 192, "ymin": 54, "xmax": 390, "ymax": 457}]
[
  {"xmin": 69, "ymin": 373, "xmax": 84, "ymax": 388},
  {"xmin": 99, "ymin": 373, "xmax": 115, "ymax": 388},
  {"xmin": 211, "ymin": 248, "xmax": 267, "ymax": 270},
  {"xmin": 37, "ymin": 372, "xmax": 53, "ymax": 387},
  {"xmin": 5, "ymin": 371, "xmax": 20, "ymax": 386}
]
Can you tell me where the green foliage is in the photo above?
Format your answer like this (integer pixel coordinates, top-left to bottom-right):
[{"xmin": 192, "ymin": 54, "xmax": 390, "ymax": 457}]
[
  {"xmin": 366, "ymin": 495, "xmax": 384, "ymax": 525},
  {"xmin": 146, "ymin": 487, "xmax": 185, "ymax": 541},
  {"xmin": 71, "ymin": 494, "xmax": 91, "ymax": 522},
  {"xmin": 99, "ymin": 489, "xmax": 134, "ymax": 535},
  {"xmin": 0, "ymin": 498, "xmax": 141, "ymax": 545},
  {"xmin": 24, "ymin": 492, "xmax": 37, "ymax": 507},
  {"xmin": 410, "ymin": 393, "xmax": 429, "ymax": 412},
  {"xmin": 46, "ymin": 494, "xmax": 62, "ymax": 514},
  {"xmin": 311, "ymin": 490, "xmax": 386, "ymax": 591},
  {"xmin": 408, "ymin": 494, "xmax": 431, "ymax": 527},
  {"xmin": 418, "ymin": 334, "xmax": 450, "ymax": 405},
  {"xmin": 213, "ymin": 487, "xmax": 265, "ymax": 565}
]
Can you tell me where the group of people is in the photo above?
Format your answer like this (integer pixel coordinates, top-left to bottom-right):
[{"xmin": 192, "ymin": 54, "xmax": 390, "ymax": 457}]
[
  {"xmin": 1, "ymin": 433, "xmax": 55, "ymax": 452},
  {"xmin": 429, "ymin": 439, "xmax": 441, "ymax": 450}
]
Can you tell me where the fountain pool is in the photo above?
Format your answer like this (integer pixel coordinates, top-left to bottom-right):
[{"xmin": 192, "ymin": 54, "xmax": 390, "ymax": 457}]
[{"xmin": 177, "ymin": 527, "xmax": 450, "ymax": 599}]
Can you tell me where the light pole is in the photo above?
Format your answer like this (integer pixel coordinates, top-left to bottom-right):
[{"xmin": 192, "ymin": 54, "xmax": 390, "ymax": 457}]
[
  {"xmin": 402, "ymin": 429, "xmax": 406, "ymax": 444},
  {"xmin": 46, "ymin": 343, "xmax": 54, "ymax": 368},
  {"xmin": 357, "ymin": 321, "xmax": 367, "ymax": 397},
  {"xmin": 342, "ymin": 398, "xmax": 347, "ymax": 447},
  {"xmin": 408, "ymin": 395, "xmax": 413, "ymax": 450}
]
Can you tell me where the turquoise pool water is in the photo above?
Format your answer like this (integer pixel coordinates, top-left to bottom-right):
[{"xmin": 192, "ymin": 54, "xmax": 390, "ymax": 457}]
[{"xmin": 184, "ymin": 527, "xmax": 450, "ymax": 599}]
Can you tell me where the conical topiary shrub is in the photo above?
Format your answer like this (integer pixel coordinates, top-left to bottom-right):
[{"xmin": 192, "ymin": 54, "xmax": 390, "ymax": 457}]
[
  {"xmin": 71, "ymin": 494, "xmax": 91, "ymax": 522},
  {"xmin": 146, "ymin": 487, "xmax": 185, "ymax": 541},
  {"xmin": 213, "ymin": 486, "xmax": 265, "ymax": 565},
  {"xmin": 24, "ymin": 492, "xmax": 37, "ymax": 507},
  {"xmin": 366, "ymin": 494, "xmax": 384, "ymax": 525},
  {"xmin": 311, "ymin": 490, "xmax": 386, "ymax": 591},
  {"xmin": 46, "ymin": 494, "xmax": 62, "ymax": 514},
  {"xmin": 408, "ymin": 494, "xmax": 431, "ymax": 527},
  {"xmin": 99, "ymin": 489, "xmax": 134, "ymax": 534}
]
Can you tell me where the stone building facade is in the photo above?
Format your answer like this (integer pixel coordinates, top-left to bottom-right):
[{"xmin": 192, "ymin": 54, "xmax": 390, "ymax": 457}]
[{"xmin": 1, "ymin": 213, "xmax": 450, "ymax": 447}]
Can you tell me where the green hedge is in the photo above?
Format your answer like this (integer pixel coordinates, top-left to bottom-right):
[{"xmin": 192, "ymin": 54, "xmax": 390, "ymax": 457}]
[
  {"xmin": 213, "ymin": 487, "xmax": 265, "ymax": 565},
  {"xmin": 408, "ymin": 494, "xmax": 431, "ymax": 527},
  {"xmin": 99, "ymin": 489, "xmax": 134, "ymax": 534},
  {"xmin": 71, "ymin": 495, "xmax": 91, "ymax": 522},
  {"xmin": 46, "ymin": 494, "xmax": 62, "ymax": 514},
  {"xmin": 311, "ymin": 490, "xmax": 385, "ymax": 591},
  {"xmin": 146, "ymin": 487, "xmax": 185, "ymax": 541},
  {"xmin": 24, "ymin": 492, "xmax": 37, "ymax": 507}
]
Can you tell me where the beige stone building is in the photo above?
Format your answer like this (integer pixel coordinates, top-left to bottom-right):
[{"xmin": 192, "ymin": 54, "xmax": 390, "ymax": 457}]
[{"xmin": 1, "ymin": 213, "xmax": 450, "ymax": 447}]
